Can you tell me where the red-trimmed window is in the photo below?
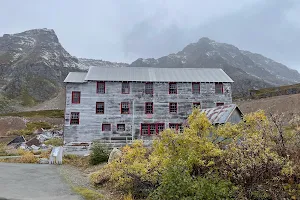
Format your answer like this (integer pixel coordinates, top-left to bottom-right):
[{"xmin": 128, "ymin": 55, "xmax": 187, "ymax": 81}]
[
  {"xmin": 216, "ymin": 102, "xmax": 224, "ymax": 107},
  {"xmin": 102, "ymin": 124, "xmax": 111, "ymax": 131},
  {"xmin": 71, "ymin": 91, "xmax": 81, "ymax": 104},
  {"xmin": 192, "ymin": 83, "xmax": 200, "ymax": 94},
  {"xmin": 122, "ymin": 82, "xmax": 130, "ymax": 94},
  {"xmin": 96, "ymin": 82, "xmax": 105, "ymax": 94},
  {"xmin": 193, "ymin": 102, "xmax": 201, "ymax": 108},
  {"xmin": 96, "ymin": 102, "xmax": 104, "ymax": 114},
  {"xmin": 215, "ymin": 83, "xmax": 223, "ymax": 94},
  {"xmin": 121, "ymin": 102, "xmax": 130, "ymax": 114},
  {"xmin": 169, "ymin": 123, "xmax": 183, "ymax": 132},
  {"xmin": 145, "ymin": 82, "xmax": 153, "ymax": 94},
  {"xmin": 145, "ymin": 102, "xmax": 153, "ymax": 114},
  {"xmin": 169, "ymin": 102, "xmax": 177, "ymax": 114},
  {"xmin": 117, "ymin": 124, "xmax": 125, "ymax": 132},
  {"xmin": 70, "ymin": 112, "xmax": 80, "ymax": 125},
  {"xmin": 169, "ymin": 82, "xmax": 177, "ymax": 94},
  {"xmin": 141, "ymin": 123, "xmax": 165, "ymax": 135}
]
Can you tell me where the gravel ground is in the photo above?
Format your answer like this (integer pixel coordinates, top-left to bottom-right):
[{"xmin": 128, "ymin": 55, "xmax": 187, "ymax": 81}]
[
  {"xmin": 59, "ymin": 164, "xmax": 121, "ymax": 200},
  {"xmin": 58, "ymin": 165, "xmax": 90, "ymax": 188},
  {"xmin": 0, "ymin": 163, "xmax": 82, "ymax": 200}
]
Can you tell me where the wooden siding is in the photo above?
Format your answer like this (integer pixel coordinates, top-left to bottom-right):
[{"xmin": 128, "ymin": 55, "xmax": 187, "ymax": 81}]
[
  {"xmin": 64, "ymin": 81, "xmax": 232, "ymax": 143},
  {"xmin": 228, "ymin": 109, "xmax": 243, "ymax": 124}
]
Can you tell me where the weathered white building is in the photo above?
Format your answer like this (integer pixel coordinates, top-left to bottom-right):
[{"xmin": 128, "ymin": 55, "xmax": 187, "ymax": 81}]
[{"xmin": 63, "ymin": 66, "xmax": 233, "ymax": 146}]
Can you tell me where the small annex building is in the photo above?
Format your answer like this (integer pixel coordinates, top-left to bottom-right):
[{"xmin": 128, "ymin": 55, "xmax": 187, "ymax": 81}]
[{"xmin": 201, "ymin": 104, "xmax": 243, "ymax": 125}]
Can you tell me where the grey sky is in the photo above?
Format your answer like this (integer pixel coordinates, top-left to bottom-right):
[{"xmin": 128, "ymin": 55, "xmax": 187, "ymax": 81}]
[{"xmin": 0, "ymin": 0, "xmax": 299, "ymax": 70}]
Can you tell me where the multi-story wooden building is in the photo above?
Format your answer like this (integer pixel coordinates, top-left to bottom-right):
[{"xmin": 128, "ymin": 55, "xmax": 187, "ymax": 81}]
[{"xmin": 63, "ymin": 66, "xmax": 233, "ymax": 146}]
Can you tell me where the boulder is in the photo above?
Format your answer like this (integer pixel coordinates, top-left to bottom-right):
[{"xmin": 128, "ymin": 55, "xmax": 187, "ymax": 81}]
[
  {"xmin": 39, "ymin": 158, "xmax": 49, "ymax": 164},
  {"xmin": 108, "ymin": 148, "xmax": 122, "ymax": 163}
]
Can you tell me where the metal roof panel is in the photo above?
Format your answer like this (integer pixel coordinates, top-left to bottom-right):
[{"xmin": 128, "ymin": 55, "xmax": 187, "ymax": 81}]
[
  {"xmin": 64, "ymin": 72, "xmax": 87, "ymax": 83},
  {"xmin": 83, "ymin": 66, "xmax": 234, "ymax": 82},
  {"xmin": 201, "ymin": 104, "xmax": 239, "ymax": 124}
]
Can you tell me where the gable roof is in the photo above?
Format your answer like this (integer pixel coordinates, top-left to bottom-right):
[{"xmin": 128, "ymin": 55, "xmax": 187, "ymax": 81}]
[
  {"xmin": 64, "ymin": 72, "xmax": 87, "ymax": 83},
  {"xmin": 64, "ymin": 66, "xmax": 234, "ymax": 83},
  {"xmin": 7, "ymin": 136, "xmax": 26, "ymax": 145},
  {"xmin": 201, "ymin": 104, "xmax": 243, "ymax": 124}
]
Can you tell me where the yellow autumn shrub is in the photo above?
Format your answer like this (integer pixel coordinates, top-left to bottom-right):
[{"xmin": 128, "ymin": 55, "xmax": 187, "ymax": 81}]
[
  {"xmin": 19, "ymin": 151, "xmax": 38, "ymax": 163},
  {"xmin": 91, "ymin": 109, "xmax": 300, "ymax": 199}
]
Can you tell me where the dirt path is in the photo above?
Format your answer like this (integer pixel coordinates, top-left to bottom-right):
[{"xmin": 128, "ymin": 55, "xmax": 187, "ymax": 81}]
[{"xmin": 0, "ymin": 163, "xmax": 82, "ymax": 200}]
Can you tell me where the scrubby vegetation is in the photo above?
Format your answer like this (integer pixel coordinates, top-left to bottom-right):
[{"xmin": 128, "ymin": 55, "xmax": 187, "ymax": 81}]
[
  {"xmin": 91, "ymin": 110, "xmax": 300, "ymax": 199},
  {"xmin": 72, "ymin": 186, "xmax": 104, "ymax": 200},
  {"xmin": 0, "ymin": 109, "xmax": 64, "ymax": 118},
  {"xmin": 89, "ymin": 142, "xmax": 109, "ymax": 165},
  {"xmin": 249, "ymin": 83, "xmax": 300, "ymax": 99},
  {"xmin": 63, "ymin": 154, "xmax": 90, "ymax": 168},
  {"xmin": 0, "ymin": 143, "xmax": 7, "ymax": 156},
  {"xmin": 19, "ymin": 151, "xmax": 38, "ymax": 163},
  {"xmin": 44, "ymin": 138, "xmax": 63, "ymax": 146},
  {"xmin": 7, "ymin": 121, "xmax": 52, "ymax": 135}
]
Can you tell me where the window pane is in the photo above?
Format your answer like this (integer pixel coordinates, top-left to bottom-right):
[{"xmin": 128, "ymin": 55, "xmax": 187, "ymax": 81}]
[
  {"xmin": 215, "ymin": 83, "xmax": 223, "ymax": 94},
  {"xmin": 216, "ymin": 103, "xmax": 224, "ymax": 106},
  {"xmin": 149, "ymin": 124, "xmax": 156, "ymax": 134},
  {"xmin": 193, "ymin": 102, "xmax": 201, "ymax": 108},
  {"xmin": 102, "ymin": 124, "xmax": 111, "ymax": 131},
  {"xmin": 122, "ymin": 82, "xmax": 130, "ymax": 94},
  {"xmin": 169, "ymin": 83, "xmax": 177, "ymax": 94},
  {"xmin": 97, "ymin": 82, "xmax": 105, "ymax": 94},
  {"xmin": 141, "ymin": 124, "xmax": 149, "ymax": 135},
  {"xmin": 157, "ymin": 124, "xmax": 165, "ymax": 133},
  {"xmin": 145, "ymin": 102, "xmax": 153, "ymax": 114},
  {"xmin": 96, "ymin": 102, "xmax": 104, "ymax": 114},
  {"xmin": 192, "ymin": 83, "xmax": 200, "ymax": 94},
  {"xmin": 169, "ymin": 123, "xmax": 183, "ymax": 132},
  {"xmin": 70, "ymin": 112, "xmax": 79, "ymax": 124},
  {"xmin": 145, "ymin": 83, "xmax": 153, "ymax": 94},
  {"xmin": 169, "ymin": 103, "xmax": 177, "ymax": 113},
  {"xmin": 117, "ymin": 124, "xmax": 125, "ymax": 131},
  {"xmin": 72, "ymin": 92, "xmax": 81, "ymax": 104},
  {"xmin": 121, "ymin": 102, "xmax": 130, "ymax": 114}
]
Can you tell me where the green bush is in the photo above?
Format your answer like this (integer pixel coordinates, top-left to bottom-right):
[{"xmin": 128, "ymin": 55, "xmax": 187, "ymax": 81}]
[
  {"xmin": 44, "ymin": 138, "xmax": 63, "ymax": 146},
  {"xmin": 26, "ymin": 121, "xmax": 52, "ymax": 130},
  {"xmin": 149, "ymin": 167, "xmax": 236, "ymax": 200},
  {"xmin": 6, "ymin": 121, "xmax": 53, "ymax": 136},
  {"xmin": 0, "ymin": 110, "xmax": 64, "ymax": 118},
  {"xmin": 89, "ymin": 142, "xmax": 109, "ymax": 165}
]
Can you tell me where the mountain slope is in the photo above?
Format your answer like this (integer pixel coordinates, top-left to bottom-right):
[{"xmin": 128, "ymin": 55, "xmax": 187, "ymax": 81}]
[
  {"xmin": 0, "ymin": 29, "xmax": 81, "ymax": 105},
  {"xmin": 78, "ymin": 58, "xmax": 129, "ymax": 69},
  {"xmin": 130, "ymin": 37, "xmax": 300, "ymax": 97},
  {"xmin": 0, "ymin": 29, "xmax": 126, "ymax": 112}
]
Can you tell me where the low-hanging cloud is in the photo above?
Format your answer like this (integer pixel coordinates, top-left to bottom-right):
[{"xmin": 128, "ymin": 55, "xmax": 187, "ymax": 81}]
[{"xmin": 122, "ymin": 0, "xmax": 300, "ymax": 69}]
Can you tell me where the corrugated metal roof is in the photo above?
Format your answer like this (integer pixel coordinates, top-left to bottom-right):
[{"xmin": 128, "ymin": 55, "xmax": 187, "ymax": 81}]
[
  {"xmin": 201, "ymin": 104, "xmax": 241, "ymax": 124},
  {"xmin": 83, "ymin": 66, "xmax": 234, "ymax": 82},
  {"xmin": 64, "ymin": 72, "xmax": 87, "ymax": 83}
]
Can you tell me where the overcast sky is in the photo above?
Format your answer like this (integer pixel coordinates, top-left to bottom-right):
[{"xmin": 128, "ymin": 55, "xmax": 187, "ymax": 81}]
[{"xmin": 0, "ymin": 0, "xmax": 299, "ymax": 70}]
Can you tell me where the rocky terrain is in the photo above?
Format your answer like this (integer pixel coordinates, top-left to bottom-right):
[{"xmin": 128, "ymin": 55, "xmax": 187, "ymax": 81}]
[
  {"xmin": 1, "ymin": 29, "xmax": 300, "ymax": 113},
  {"xmin": 131, "ymin": 37, "xmax": 300, "ymax": 97},
  {"xmin": 0, "ymin": 29, "xmax": 125, "ymax": 113}
]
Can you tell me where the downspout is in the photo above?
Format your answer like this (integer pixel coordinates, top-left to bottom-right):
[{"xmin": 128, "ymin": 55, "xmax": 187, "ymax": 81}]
[{"xmin": 131, "ymin": 100, "xmax": 135, "ymax": 142}]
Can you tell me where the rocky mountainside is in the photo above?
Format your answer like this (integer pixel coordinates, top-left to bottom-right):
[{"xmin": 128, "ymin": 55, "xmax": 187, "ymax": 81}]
[
  {"xmin": 0, "ymin": 29, "xmax": 123, "ymax": 112},
  {"xmin": 0, "ymin": 29, "xmax": 80, "ymax": 105},
  {"xmin": 130, "ymin": 37, "xmax": 300, "ymax": 97},
  {"xmin": 78, "ymin": 58, "xmax": 128, "ymax": 69},
  {"xmin": 1, "ymin": 29, "xmax": 299, "ymax": 113}
]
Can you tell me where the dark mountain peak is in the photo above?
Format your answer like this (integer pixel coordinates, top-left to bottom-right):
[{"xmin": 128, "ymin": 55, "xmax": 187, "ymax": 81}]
[
  {"xmin": 3, "ymin": 28, "xmax": 59, "ymax": 44},
  {"xmin": 197, "ymin": 37, "xmax": 214, "ymax": 43},
  {"xmin": 129, "ymin": 37, "xmax": 300, "ymax": 98}
]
